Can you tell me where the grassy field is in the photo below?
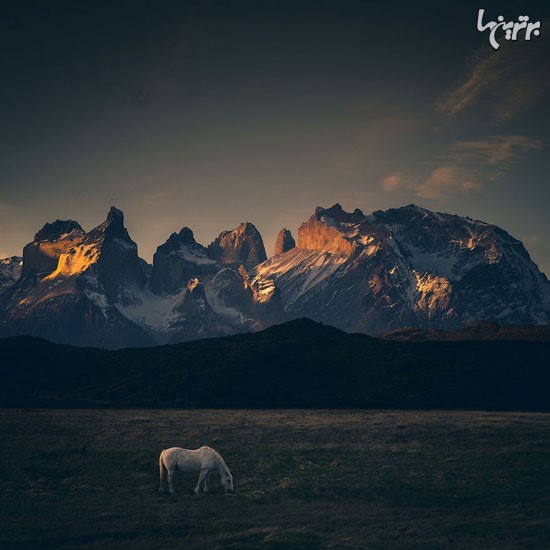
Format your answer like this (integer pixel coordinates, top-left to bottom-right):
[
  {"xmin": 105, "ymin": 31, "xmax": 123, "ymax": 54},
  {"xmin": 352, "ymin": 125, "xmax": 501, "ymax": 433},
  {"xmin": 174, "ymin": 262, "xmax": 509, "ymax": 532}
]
[{"xmin": 0, "ymin": 409, "xmax": 549, "ymax": 549}]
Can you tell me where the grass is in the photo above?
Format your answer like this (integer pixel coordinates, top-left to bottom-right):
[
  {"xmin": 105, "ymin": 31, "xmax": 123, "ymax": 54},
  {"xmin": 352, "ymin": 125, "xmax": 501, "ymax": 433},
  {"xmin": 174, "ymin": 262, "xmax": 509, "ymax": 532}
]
[{"xmin": 0, "ymin": 409, "xmax": 549, "ymax": 549}]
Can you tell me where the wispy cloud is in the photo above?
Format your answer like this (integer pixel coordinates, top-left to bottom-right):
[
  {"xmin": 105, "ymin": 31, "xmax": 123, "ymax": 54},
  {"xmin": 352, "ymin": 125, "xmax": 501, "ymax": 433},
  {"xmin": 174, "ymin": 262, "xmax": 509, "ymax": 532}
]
[
  {"xmin": 438, "ymin": 51, "xmax": 513, "ymax": 118},
  {"xmin": 381, "ymin": 135, "xmax": 542, "ymax": 199},
  {"xmin": 452, "ymin": 135, "xmax": 542, "ymax": 166},
  {"xmin": 437, "ymin": 35, "xmax": 549, "ymax": 121},
  {"xmin": 381, "ymin": 167, "xmax": 478, "ymax": 200}
]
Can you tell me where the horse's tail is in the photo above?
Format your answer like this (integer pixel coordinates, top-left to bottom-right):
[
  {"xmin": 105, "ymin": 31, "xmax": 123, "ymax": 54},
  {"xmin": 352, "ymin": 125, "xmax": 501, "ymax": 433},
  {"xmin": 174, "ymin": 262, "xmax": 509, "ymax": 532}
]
[{"xmin": 159, "ymin": 450, "xmax": 166, "ymax": 490}]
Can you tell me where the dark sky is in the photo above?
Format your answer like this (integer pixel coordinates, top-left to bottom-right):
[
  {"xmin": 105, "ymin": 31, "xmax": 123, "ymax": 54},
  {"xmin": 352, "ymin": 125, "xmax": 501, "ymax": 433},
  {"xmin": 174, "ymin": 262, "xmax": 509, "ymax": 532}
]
[{"xmin": 1, "ymin": 0, "xmax": 549, "ymax": 273}]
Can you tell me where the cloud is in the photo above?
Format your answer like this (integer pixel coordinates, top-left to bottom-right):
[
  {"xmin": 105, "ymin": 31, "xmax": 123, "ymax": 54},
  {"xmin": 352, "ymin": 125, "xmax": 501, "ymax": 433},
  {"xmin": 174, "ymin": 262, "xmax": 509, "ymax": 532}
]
[
  {"xmin": 380, "ymin": 174, "xmax": 403, "ymax": 192},
  {"xmin": 437, "ymin": 51, "xmax": 513, "ymax": 118},
  {"xmin": 380, "ymin": 135, "xmax": 542, "ymax": 199},
  {"xmin": 437, "ymin": 34, "xmax": 549, "ymax": 121},
  {"xmin": 418, "ymin": 166, "xmax": 478, "ymax": 199},
  {"xmin": 381, "ymin": 166, "xmax": 478, "ymax": 200},
  {"xmin": 452, "ymin": 135, "xmax": 542, "ymax": 167}
]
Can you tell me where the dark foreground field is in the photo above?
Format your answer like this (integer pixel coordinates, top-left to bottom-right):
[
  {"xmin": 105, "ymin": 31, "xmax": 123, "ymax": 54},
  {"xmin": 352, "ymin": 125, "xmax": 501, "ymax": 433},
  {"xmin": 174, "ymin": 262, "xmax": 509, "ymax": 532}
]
[{"xmin": 1, "ymin": 410, "xmax": 549, "ymax": 549}]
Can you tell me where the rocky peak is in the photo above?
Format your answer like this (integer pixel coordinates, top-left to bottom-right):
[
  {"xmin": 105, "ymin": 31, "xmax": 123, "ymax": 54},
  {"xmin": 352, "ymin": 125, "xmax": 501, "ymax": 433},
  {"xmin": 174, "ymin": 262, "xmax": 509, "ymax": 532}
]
[
  {"xmin": 42, "ymin": 208, "xmax": 146, "ymax": 303},
  {"xmin": 173, "ymin": 278, "xmax": 217, "ymax": 325},
  {"xmin": 0, "ymin": 256, "xmax": 23, "ymax": 297},
  {"xmin": 274, "ymin": 229, "xmax": 296, "ymax": 256},
  {"xmin": 157, "ymin": 227, "xmax": 197, "ymax": 255},
  {"xmin": 150, "ymin": 227, "xmax": 216, "ymax": 296},
  {"xmin": 314, "ymin": 204, "xmax": 365, "ymax": 225},
  {"xmin": 23, "ymin": 220, "xmax": 85, "ymax": 277},
  {"xmin": 207, "ymin": 222, "xmax": 267, "ymax": 266},
  {"xmin": 298, "ymin": 204, "xmax": 361, "ymax": 256},
  {"xmin": 104, "ymin": 206, "xmax": 125, "ymax": 234},
  {"xmin": 34, "ymin": 220, "xmax": 84, "ymax": 243},
  {"xmin": 87, "ymin": 206, "xmax": 132, "ymax": 243}
]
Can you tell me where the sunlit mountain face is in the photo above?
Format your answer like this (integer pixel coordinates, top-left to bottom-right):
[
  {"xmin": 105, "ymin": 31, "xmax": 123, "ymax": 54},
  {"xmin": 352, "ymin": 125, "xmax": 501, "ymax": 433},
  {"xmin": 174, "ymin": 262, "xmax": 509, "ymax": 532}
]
[
  {"xmin": 0, "ymin": 2, "xmax": 548, "ymax": 348},
  {"xmin": 0, "ymin": 2, "xmax": 549, "ymax": 281},
  {"xmin": 0, "ymin": 203, "xmax": 548, "ymax": 348}
]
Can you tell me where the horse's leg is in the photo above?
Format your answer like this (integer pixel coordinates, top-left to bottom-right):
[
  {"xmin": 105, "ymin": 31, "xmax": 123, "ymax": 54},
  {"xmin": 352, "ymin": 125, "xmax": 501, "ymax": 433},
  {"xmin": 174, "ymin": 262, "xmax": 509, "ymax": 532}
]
[
  {"xmin": 158, "ymin": 452, "xmax": 166, "ymax": 493},
  {"xmin": 203, "ymin": 470, "xmax": 211, "ymax": 493},
  {"xmin": 167, "ymin": 467, "xmax": 176, "ymax": 494},
  {"xmin": 194, "ymin": 469, "xmax": 208, "ymax": 495}
]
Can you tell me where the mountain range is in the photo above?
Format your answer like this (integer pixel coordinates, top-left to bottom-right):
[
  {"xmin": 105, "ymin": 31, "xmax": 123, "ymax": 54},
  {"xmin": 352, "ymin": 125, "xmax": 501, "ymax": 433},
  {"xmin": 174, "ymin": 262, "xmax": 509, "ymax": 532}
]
[{"xmin": 1, "ymin": 203, "xmax": 549, "ymax": 348}]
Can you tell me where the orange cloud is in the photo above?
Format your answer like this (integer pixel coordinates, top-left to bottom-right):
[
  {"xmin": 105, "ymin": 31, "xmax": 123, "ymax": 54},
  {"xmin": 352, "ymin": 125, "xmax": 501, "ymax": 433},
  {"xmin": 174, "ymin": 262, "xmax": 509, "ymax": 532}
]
[{"xmin": 380, "ymin": 135, "xmax": 542, "ymax": 199}]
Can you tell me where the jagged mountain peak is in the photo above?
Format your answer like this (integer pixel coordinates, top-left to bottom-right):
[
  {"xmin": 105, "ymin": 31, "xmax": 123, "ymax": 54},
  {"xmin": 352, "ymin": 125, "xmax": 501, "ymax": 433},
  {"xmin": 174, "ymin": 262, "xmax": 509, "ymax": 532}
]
[
  {"xmin": 274, "ymin": 228, "xmax": 296, "ymax": 256},
  {"xmin": 108, "ymin": 205, "xmax": 123, "ymax": 220},
  {"xmin": 2, "ymin": 203, "xmax": 549, "ymax": 349},
  {"xmin": 314, "ymin": 204, "xmax": 366, "ymax": 225},
  {"xmin": 33, "ymin": 219, "xmax": 84, "ymax": 243},
  {"xmin": 88, "ymin": 206, "xmax": 131, "ymax": 241},
  {"xmin": 150, "ymin": 227, "xmax": 215, "ymax": 296},
  {"xmin": 0, "ymin": 256, "xmax": 23, "ymax": 298},
  {"xmin": 208, "ymin": 221, "xmax": 267, "ymax": 266},
  {"xmin": 298, "ymin": 204, "xmax": 367, "ymax": 255},
  {"xmin": 161, "ymin": 227, "xmax": 197, "ymax": 251},
  {"xmin": 23, "ymin": 219, "xmax": 86, "ymax": 277}
]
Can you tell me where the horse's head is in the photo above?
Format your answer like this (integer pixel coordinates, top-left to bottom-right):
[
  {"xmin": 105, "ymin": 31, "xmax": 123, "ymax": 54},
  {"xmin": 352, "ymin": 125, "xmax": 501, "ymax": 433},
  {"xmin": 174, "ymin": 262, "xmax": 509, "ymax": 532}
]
[{"xmin": 222, "ymin": 472, "xmax": 234, "ymax": 493}]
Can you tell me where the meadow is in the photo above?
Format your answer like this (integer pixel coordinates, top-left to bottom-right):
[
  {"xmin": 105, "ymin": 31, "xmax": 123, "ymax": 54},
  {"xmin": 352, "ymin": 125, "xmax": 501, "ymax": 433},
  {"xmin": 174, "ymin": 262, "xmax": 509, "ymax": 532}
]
[{"xmin": 1, "ymin": 409, "xmax": 549, "ymax": 549}]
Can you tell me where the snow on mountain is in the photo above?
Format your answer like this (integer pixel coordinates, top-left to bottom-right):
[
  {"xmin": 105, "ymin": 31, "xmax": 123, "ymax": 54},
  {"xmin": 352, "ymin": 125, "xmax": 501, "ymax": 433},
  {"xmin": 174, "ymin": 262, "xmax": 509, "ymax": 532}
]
[
  {"xmin": 0, "ymin": 208, "xmax": 154, "ymax": 348},
  {"xmin": 0, "ymin": 256, "xmax": 23, "ymax": 300},
  {"xmin": 1, "ymin": 203, "xmax": 548, "ymax": 348},
  {"xmin": 149, "ymin": 227, "xmax": 217, "ymax": 296},
  {"xmin": 251, "ymin": 204, "xmax": 550, "ymax": 333}
]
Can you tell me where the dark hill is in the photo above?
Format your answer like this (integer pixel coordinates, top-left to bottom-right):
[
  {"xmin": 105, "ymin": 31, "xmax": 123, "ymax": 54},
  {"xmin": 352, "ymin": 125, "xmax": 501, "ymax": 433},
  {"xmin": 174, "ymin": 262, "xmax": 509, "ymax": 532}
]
[
  {"xmin": 380, "ymin": 321, "xmax": 550, "ymax": 342},
  {"xmin": 1, "ymin": 318, "xmax": 549, "ymax": 411}
]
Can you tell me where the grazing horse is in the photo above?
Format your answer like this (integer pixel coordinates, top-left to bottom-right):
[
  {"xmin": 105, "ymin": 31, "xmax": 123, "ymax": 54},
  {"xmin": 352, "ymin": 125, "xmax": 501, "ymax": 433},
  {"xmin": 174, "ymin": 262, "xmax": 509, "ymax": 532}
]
[{"xmin": 159, "ymin": 446, "xmax": 234, "ymax": 495}]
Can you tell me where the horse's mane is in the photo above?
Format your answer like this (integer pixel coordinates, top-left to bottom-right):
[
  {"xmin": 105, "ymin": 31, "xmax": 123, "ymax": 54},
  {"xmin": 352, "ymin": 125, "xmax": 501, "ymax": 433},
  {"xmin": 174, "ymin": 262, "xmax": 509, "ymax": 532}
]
[{"xmin": 202, "ymin": 446, "xmax": 231, "ymax": 475}]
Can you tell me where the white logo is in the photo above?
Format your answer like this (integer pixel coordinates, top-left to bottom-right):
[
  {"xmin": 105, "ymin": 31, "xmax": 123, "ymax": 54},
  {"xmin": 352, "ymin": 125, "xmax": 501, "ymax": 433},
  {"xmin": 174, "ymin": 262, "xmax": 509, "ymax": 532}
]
[{"xmin": 477, "ymin": 9, "xmax": 541, "ymax": 50}]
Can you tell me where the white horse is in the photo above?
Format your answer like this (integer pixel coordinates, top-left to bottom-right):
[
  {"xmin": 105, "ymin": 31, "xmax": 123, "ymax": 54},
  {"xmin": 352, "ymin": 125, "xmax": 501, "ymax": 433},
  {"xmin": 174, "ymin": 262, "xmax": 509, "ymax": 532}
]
[{"xmin": 159, "ymin": 446, "xmax": 234, "ymax": 495}]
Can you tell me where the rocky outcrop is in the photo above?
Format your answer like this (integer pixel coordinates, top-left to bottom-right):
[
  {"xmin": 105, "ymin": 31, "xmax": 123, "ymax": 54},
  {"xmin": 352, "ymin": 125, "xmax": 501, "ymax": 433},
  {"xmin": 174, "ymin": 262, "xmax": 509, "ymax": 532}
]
[
  {"xmin": 237, "ymin": 265, "xmax": 286, "ymax": 329},
  {"xmin": 150, "ymin": 227, "xmax": 217, "ymax": 296},
  {"xmin": 254, "ymin": 203, "xmax": 550, "ymax": 334},
  {"xmin": 208, "ymin": 223, "xmax": 267, "ymax": 266},
  {"xmin": 0, "ymin": 257, "xmax": 23, "ymax": 302},
  {"xmin": 297, "ymin": 204, "xmax": 365, "ymax": 256},
  {"xmin": 22, "ymin": 220, "xmax": 84, "ymax": 277},
  {"xmin": 45, "ymin": 207, "xmax": 147, "ymax": 304},
  {"xmin": 169, "ymin": 278, "xmax": 234, "ymax": 342},
  {"xmin": 0, "ymin": 207, "xmax": 154, "ymax": 348},
  {"xmin": 274, "ymin": 229, "xmax": 295, "ymax": 256}
]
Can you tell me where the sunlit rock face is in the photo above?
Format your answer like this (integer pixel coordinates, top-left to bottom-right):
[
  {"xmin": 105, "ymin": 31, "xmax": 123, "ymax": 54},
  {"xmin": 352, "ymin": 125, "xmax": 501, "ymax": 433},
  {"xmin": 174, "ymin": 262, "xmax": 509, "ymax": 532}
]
[
  {"xmin": 150, "ymin": 227, "xmax": 217, "ymax": 296},
  {"xmin": 43, "ymin": 207, "xmax": 147, "ymax": 304},
  {"xmin": 274, "ymin": 229, "xmax": 295, "ymax": 256},
  {"xmin": 22, "ymin": 220, "xmax": 84, "ymax": 277},
  {"xmin": 297, "ymin": 204, "xmax": 369, "ymax": 256},
  {"xmin": 1, "ymin": 203, "xmax": 549, "ymax": 348},
  {"xmin": 0, "ymin": 207, "xmax": 154, "ymax": 348},
  {"xmin": 253, "ymin": 204, "xmax": 550, "ymax": 334},
  {"xmin": 237, "ymin": 265, "xmax": 286, "ymax": 329},
  {"xmin": 207, "ymin": 222, "xmax": 267, "ymax": 266}
]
